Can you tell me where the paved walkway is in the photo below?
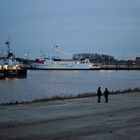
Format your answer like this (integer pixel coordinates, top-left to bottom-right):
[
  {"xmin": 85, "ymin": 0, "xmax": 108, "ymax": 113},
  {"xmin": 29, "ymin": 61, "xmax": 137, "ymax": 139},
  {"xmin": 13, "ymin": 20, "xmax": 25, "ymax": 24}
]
[{"xmin": 0, "ymin": 92, "xmax": 140, "ymax": 140}]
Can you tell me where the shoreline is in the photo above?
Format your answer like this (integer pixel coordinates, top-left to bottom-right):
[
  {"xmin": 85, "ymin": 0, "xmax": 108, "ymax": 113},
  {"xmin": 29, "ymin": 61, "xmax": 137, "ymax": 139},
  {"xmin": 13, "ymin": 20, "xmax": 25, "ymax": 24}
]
[{"xmin": 1, "ymin": 87, "xmax": 140, "ymax": 106}]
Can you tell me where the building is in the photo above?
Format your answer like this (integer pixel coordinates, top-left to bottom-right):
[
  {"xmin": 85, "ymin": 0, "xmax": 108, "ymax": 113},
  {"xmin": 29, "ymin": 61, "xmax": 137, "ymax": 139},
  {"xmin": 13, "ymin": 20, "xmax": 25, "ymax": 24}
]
[{"xmin": 136, "ymin": 57, "xmax": 140, "ymax": 66}]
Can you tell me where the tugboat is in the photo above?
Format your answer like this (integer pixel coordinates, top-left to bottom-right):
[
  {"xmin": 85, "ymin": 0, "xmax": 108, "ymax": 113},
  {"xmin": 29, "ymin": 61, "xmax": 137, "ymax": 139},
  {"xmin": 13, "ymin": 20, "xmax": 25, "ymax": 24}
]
[{"xmin": 0, "ymin": 41, "xmax": 27, "ymax": 78}]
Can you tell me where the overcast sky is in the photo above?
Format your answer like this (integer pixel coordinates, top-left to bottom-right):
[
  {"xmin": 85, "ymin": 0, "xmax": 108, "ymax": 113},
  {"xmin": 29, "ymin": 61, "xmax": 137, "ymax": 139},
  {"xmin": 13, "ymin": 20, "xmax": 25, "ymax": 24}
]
[{"xmin": 0, "ymin": 0, "xmax": 140, "ymax": 59}]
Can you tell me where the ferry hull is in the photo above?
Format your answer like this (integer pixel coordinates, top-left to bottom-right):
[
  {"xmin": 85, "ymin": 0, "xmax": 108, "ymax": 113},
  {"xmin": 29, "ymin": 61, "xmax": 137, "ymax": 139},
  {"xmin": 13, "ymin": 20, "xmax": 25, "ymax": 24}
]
[
  {"xmin": 31, "ymin": 66, "xmax": 101, "ymax": 70},
  {"xmin": 30, "ymin": 60, "xmax": 101, "ymax": 70}
]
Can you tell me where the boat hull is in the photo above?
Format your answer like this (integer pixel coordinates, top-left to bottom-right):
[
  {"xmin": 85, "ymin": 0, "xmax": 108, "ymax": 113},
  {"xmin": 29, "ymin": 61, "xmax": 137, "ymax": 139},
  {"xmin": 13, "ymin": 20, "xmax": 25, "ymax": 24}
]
[
  {"xmin": 32, "ymin": 68, "xmax": 96, "ymax": 70},
  {"xmin": 2, "ymin": 69, "xmax": 27, "ymax": 78},
  {"xmin": 31, "ymin": 66, "xmax": 101, "ymax": 70},
  {"xmin": 0, "ymin": 70, "xmax": 5, "ymax": 79},
  {"xmin": 30, "ymin": 61, "xmax": 101, "ymax": 70}
]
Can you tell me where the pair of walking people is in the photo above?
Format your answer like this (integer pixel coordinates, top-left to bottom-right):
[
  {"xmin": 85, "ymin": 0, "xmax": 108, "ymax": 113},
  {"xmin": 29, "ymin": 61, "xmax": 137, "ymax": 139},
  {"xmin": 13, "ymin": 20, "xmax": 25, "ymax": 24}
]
[{"xmin": 97, "ymin": 87, "xmax": 109, "ymax": 103}]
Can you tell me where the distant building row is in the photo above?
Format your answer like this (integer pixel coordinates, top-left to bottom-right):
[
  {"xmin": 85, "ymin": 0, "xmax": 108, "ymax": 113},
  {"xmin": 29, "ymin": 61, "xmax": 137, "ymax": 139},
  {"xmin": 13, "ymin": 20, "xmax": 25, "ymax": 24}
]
[{"xmin": 73, "ymin": 53, "xmax": 140, "ymax": 66}]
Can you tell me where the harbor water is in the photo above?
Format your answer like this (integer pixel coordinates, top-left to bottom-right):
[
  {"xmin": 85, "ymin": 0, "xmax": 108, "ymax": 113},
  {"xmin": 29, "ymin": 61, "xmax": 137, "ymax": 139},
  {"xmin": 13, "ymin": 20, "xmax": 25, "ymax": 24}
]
[{"xmin": 0, "ymin": 70, "xmax": 140, "ymax": 104}]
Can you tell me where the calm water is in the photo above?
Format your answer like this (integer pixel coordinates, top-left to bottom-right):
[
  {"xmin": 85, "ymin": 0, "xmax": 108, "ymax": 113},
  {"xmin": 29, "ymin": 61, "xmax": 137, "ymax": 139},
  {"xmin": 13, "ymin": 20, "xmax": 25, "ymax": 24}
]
[{"xmin": 0, "ymin": 70, "xmax": 140, "ymax": 104}]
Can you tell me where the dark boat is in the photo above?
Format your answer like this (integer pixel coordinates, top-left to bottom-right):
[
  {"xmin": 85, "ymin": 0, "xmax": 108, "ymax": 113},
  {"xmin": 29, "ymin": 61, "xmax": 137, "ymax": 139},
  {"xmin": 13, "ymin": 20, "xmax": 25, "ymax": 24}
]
[{"xmin": 0, "ymin": 41, "xmax": 27, "ymax": 78}]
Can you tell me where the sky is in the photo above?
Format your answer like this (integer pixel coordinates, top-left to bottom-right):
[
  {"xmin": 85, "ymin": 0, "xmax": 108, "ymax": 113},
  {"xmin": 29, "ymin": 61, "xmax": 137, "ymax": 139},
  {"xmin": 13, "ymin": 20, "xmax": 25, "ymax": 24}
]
[{"xmin": 0, "ymin": 0, "xmax": 140, "ymax": 60}]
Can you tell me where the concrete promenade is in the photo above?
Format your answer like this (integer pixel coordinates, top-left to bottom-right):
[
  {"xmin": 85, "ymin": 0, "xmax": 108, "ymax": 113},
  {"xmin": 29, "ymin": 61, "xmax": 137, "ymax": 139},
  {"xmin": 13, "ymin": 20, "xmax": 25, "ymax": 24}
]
[{"xmin": 0, "ymin": 92, "xmax": 140, "ymax": 140}]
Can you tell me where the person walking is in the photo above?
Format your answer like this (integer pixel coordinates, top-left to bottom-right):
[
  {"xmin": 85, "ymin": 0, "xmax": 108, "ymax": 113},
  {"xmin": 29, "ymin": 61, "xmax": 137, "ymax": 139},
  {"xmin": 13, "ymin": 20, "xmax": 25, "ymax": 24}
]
[
  {"xmin": 97, "ymin": 87, "xmax": 102, "ymax": 103},
  {"xmin": 104, "ymin": 88, "xmax": 109, "ymax": 103}
]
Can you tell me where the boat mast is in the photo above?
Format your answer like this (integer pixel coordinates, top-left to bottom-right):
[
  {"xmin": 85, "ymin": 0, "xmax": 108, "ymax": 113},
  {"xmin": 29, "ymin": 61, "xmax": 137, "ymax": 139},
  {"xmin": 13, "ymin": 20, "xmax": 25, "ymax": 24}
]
[
  {"xmin": 52, "ymin": 45, "xmax": 72, "ymax": 59},
  {"xmin": 6, "ymin": 41, "xmax": 10, "ymax": 55}
]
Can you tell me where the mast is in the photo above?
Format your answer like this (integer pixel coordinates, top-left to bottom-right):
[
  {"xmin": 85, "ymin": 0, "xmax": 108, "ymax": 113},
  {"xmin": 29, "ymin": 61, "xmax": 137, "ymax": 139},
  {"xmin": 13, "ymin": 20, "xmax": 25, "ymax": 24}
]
[{"xmin": 6, "ymin": 41, "xmax": 10, "ymax": 55}]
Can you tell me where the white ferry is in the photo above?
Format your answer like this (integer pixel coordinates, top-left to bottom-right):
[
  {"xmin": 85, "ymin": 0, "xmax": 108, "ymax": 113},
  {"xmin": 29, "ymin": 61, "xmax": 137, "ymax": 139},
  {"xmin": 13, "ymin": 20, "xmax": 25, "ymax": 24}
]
[
  {"xmin": 31, "ymin": 58, "xmax": 100, "ymax": 70},
  {"xmin": 31, "ymin": 46, "xmax": 101, "ymax": 70}
]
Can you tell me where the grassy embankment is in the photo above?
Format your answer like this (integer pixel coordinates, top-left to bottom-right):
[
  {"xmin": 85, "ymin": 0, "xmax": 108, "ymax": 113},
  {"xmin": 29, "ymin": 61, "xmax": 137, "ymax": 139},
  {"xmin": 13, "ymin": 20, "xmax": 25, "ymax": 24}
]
[{"xmin": 1, "ymin": 87, "xmax": 140, "ymax": 106}]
